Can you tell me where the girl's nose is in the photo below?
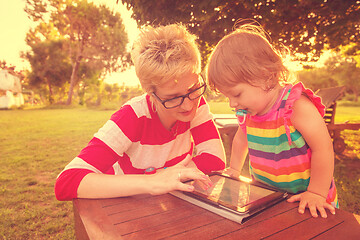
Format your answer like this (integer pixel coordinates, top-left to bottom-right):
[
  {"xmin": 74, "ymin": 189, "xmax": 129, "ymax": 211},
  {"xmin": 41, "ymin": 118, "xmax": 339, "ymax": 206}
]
[{"xmin": 228, "ymin": 98, "xmax": 238, "ymax": 109}]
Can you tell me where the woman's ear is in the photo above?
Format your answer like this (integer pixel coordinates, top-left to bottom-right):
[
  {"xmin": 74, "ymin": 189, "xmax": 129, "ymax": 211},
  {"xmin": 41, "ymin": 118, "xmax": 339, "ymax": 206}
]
[{"xmin": 149, "ymin": 93, "xmax": 157, "ymax": 112}]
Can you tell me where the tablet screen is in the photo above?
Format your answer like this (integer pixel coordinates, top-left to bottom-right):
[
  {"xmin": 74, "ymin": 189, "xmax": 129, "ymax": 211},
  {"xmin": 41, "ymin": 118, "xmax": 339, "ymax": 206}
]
[{"xmin": 190, "ymin": 174, "xmax": 282, "ymax": 213}]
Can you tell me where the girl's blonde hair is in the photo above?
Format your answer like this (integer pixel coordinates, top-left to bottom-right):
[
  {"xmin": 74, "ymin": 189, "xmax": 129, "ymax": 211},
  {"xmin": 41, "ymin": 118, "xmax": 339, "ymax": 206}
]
[
  {"xmin": 206, "ymin": 22, "xmax": 290, "ymax": 92},
  {"xmin": 131, "ymin": 24, "xmax": 201, "ymax": 92}
]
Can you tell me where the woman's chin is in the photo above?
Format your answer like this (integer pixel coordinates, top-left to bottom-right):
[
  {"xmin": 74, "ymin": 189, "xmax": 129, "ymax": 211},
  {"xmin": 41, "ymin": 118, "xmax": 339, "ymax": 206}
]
[{"xmin": 177, "ymin": 110, "xmax": 196, "ymax": 122}]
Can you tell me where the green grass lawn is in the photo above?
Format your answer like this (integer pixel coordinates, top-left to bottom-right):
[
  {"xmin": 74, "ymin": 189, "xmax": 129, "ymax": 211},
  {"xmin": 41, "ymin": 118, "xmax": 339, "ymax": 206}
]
[
  {"xmin": 0, "ymin": 108, "xmax": 114, "ymax": 239},
  {"xmin": 0, "ymin": 103, "xmax": 359, "ymax": 239}
]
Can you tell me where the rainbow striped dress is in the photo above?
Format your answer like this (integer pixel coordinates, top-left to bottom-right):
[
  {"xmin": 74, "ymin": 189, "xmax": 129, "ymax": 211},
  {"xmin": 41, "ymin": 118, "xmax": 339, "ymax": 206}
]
[{"xmin": 238, "ymin": 82, "xmax": 338, "ymax": 207}]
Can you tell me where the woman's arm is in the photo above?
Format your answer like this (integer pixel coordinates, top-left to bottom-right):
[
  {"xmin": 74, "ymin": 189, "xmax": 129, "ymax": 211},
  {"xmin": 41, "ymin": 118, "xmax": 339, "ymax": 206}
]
[
  {"xmin": 288, "ymin": 95, "xmax": 335, "ymax": 218},
  {"xmin": 55, "ymin": 105, "xmax": 143, "ymax": 200},
  {"xmin": 190, "ymin": 120, "xmax": 226, "ymax": 173},
  {"xmin": 190, "ymin": 98, "xmax": 226, "ymax": 173},
  {"xmin": 55, "ymin": 137, "xmax": 123, "ymax": 201},
  {"xmin": 55, "ymin": 99, "xmax": 214, "ymax": 201},
  {"xmin": 77, "ymin": 156, "xmax": 211, "ymax": 198}
]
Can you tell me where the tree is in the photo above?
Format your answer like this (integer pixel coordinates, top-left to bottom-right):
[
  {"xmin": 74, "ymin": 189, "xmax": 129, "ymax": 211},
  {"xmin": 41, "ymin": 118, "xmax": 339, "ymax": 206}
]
[
  {"xmin": 298, "ymin": 49, "xmax": 360, "ymax": 101},
  {"xmin": 121, "ymin": 0, "xmax": 359, "ymax": 62},
  {"xmin": 25, "ymin": 0, "xmax": 129, "ymax": 104},
  {"xmin": 297, "ymin": 67, "xmax": 338, "ymax": 91},
  {"xmin": 327, "ymin": 55, "xmax": 360, "ymax": 102},
  {"xmin": 0, "ymin": 60, "xmax": 15, "ymax": 70},
  {"xmin": 23, "ymin": 39, "xmax": 72, "ymax": 103}
]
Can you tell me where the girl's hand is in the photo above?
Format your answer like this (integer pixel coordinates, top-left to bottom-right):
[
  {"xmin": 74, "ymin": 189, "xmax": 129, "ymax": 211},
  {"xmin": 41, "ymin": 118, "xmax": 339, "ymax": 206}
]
[
  {"xmin": 149, "ymin": 155, "xmax": 212, "ymax": 195},
  {"xmin": 287, "ymin": 191, "xmax": 336, "ymax": 218}
]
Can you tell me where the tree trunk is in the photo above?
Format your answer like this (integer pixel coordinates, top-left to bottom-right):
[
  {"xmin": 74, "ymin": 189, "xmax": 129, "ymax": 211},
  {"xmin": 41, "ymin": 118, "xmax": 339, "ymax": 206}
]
[
  {"xmin": 66, "ymin": 59, "xmax": 81, "ymax": 105},
  {"xmin": 46, "ymin": 78, "xmax": 54, "ymax": 104},
  {"xmin": 354, "ymin": 90, "xmax": 358, "ymax": 102}
]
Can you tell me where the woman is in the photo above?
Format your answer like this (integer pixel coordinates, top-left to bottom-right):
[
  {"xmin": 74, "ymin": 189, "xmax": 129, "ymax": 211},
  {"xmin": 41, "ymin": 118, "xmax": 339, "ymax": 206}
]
[{"xmin": 55, "ymin": 24, "xmax": 225, "ymax": 201}]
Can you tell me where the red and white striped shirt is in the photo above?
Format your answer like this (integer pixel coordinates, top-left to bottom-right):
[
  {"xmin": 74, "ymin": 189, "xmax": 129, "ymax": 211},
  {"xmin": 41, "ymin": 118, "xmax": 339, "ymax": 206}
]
[{"xmin": 55, "ymin": 94, "xmax": 225, "ymax": 200}]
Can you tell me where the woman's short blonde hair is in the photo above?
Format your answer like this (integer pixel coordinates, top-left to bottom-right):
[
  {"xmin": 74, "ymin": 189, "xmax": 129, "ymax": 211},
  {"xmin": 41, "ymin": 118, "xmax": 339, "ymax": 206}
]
[
  {"xmin": 131, "ymin": 24, "xmax": 201, "ymax": 92},
  {"xmin": 206, "ymin": 23, "xmax": 290, "ymax": 92}
]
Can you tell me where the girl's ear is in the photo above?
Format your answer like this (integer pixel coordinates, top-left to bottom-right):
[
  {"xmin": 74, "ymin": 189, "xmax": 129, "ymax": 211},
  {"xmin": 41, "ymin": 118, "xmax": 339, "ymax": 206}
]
[{"xmin": 260, "ymin": 72, "xmax": 278, "ymax": 91}]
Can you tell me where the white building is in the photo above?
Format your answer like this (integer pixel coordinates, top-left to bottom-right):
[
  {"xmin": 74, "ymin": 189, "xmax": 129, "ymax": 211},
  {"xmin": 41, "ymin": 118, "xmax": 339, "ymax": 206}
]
[{"xmin": 0, "ymin": 69, "xmax": 24, "ymax": 109}]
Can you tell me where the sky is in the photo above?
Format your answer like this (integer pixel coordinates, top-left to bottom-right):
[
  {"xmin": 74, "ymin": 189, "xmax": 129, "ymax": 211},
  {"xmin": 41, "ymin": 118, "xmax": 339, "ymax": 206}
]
[{"xmin": 0, "ymin": 0, "xmax": 140, "ymax": 86}]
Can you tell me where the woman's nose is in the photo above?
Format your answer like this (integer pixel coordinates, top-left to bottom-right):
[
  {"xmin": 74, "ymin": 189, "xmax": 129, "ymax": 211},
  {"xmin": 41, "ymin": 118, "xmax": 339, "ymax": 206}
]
[{"xmin": 181, "ymin": 97, "xmax": 193, "ymax": 110}]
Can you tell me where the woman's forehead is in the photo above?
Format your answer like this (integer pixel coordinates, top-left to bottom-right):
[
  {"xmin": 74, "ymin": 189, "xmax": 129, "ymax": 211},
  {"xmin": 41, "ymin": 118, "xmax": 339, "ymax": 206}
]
[{"xmin": 156, "ymin": 73, "xmax": 199, "ymax": 96}]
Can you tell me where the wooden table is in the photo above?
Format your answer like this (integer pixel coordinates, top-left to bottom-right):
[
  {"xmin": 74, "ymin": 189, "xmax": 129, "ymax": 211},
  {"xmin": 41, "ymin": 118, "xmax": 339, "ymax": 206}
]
[{"xmin": 73, "ymin": 193, "xmax": 360, "ymax": 240}]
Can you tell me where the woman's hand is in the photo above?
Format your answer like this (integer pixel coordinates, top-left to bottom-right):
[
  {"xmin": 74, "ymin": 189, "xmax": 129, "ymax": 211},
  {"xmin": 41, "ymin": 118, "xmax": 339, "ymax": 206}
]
[
  {"xmin": 287, "ymin": 191, "xmax": 336, "ymax": 218},
  {"xmin": 148, "ymin": 155, "xmax": 212, "ymax": 195}
]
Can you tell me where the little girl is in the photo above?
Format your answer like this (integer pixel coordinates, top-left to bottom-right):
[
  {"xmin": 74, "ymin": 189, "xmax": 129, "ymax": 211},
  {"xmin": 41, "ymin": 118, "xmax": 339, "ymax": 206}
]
[{"xmin": 206, "ymin": 23, "xmax": 338, "ymax": 218}]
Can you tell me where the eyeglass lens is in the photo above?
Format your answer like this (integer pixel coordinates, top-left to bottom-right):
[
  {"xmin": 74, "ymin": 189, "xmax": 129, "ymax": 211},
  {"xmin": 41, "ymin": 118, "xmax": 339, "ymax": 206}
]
[{"xmin": 164, "ymin": 84, "xmax": 205, "ymax": 108}]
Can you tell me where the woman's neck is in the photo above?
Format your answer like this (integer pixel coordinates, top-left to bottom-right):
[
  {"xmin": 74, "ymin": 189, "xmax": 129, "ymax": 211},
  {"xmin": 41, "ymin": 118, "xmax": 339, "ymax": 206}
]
[{"xmin": 152, "ymin": 99, "xmax": 176, "ymax": 130}]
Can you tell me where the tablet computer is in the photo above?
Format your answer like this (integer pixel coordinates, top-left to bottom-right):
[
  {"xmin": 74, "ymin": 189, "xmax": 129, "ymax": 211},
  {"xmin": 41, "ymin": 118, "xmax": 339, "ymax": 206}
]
[{"xmin": 183, "ymin": 172, "xmax": 287, "ymax": 215}]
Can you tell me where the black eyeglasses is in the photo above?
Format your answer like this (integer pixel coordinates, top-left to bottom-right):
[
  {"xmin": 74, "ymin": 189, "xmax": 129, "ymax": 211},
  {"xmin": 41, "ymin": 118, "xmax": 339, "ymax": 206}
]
[{"xmin": 152, "ymin": 77, "xmax": 207, "ymax": 109}]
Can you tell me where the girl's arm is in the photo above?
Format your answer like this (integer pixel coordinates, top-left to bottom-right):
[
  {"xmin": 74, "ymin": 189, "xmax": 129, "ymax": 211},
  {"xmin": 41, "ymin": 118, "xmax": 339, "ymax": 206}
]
[
  {"xmin": 226, "ymin": 127, "xmax": 248, "ymax": 177},
  {"xmin": 288, "ymin": 95, "xmax": 336, "ymax": 218}
]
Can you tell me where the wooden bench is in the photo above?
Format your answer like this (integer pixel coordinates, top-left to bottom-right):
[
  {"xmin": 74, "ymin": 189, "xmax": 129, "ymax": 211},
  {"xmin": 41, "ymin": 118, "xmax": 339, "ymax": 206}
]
[{"xmin": 315, "ymin": 86, "xmax": 360, "ymax": 154}]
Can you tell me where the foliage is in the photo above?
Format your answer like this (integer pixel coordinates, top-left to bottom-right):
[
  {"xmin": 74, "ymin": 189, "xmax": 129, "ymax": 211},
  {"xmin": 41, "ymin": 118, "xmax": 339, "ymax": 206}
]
[
  {"xmin": 336, "ymin": 44, "xmax": 360, "ymax": 101},
  {"xmin": 0, "ymin": 60, "xmax": 15, "ymax": 70},
  {"xmin": 332, "ymin": 59, "xmax": 360, "ymax": 102},
  {"xmin": 297, "ymin": 67, "xmax": 338, "ymax": 91},
  {"xmin": 85, "ymin": 84, "xmax": 144, "ymax": 109},
  {"xmin": 297, "ymin": 49, "xmax": 360, "ymax": 101},
  {"xmin": 23, "ymin": 39, "xmax": 72, "ymax": 103},
  {"xmin": 121, "ymin": 0, "xmax": 360, "ymax": 62},
  {"xmin": 24, "ymin": 0, "xmax": 130, "ymax": 104},
  {"xmin": 342, "ymin": 42, "xmax": 360, "ymax": 68}
]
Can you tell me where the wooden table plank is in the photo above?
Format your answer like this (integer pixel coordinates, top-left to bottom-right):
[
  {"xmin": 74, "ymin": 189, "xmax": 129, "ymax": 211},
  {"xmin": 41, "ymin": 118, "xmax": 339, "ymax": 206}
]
[
  {"xmin": 215, "ymin": 206, "xmax": 312, "ymax": 239},
  {"xmin": 73, "ymin": 194, "xmax": 360, "ymax": 240},
  {"xmin": 310, "ymin": 212, "xmax": 360, "ymax": 240},
  {"xmin": 166, "ymin": 218, "xmax": 242, "ymax": 240},
  {"xmin": 110, "ymin": 203, "xmax": 207, "ymax": 235},
  {"xmin": 262, "ymin": 213, "xmax": 343, "ymax": 240},
  {"xmin": 74, "ymin": 198, "xmax": 119, "ymax": 240},
  {"xmin": 121, "ymin": 211, "xmax": 223, "ymax": 239},
  {"xmin": 165, "ymin": 200, "xmax": 294, "ymax": 239},
  {"xmin": 100, "ymin": 194, "xmax": 151, "ymax": 207},
  {"xmin": 104, "ymin": 195, "xmax": 189, "ymax": 223}
]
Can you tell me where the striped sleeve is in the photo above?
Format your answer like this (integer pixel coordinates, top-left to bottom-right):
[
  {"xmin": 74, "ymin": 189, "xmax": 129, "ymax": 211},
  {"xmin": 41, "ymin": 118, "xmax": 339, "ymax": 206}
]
[
  {"xmin": 54, "ymin": 104, "xmax": 141, "ymax": 201},
  {"xmin": 190, "ymin": 97, "xmax": 226, "ymax": 173}
]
